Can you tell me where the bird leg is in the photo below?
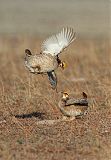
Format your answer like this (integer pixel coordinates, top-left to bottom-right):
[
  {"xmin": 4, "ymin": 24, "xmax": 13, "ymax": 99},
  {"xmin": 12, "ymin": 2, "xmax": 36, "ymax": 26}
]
[
  {"xmin": 31, "ymin": 65, "xmax": 41, "ymax": 73},
  {"xmin": 35, "ymin": 65, "xmax": 41, "ymax": 72}
]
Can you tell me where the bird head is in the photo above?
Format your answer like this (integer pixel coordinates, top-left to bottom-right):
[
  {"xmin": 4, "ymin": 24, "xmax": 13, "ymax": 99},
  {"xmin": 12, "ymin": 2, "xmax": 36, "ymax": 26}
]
[
  {"xmin": 62, "ymin": 92, "xmax": 69, "ymax": 101},
  {"xmin": 25, "ymin": 49, "xmax": 32, "ymax": 57},
  {"xmin": 57, "ymin": 56, "xmax": 67, "ymax": 70},
  {"xmin": 59, "ymin": 61, "xmax": 67, "ymax": 70}
]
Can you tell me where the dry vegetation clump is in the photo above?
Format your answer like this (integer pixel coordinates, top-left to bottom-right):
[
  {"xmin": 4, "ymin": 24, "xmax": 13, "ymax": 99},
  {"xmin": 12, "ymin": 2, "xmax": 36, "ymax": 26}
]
[{"xmin": 0, "ymin": 35, "xmax": 110, "ymax": 160}]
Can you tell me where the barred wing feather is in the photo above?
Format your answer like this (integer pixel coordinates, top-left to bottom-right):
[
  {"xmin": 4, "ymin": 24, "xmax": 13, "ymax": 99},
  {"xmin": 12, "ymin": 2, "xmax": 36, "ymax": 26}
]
[{"xmin": 41, "ymin": 27, "xmax": 76, "ymax": 56}]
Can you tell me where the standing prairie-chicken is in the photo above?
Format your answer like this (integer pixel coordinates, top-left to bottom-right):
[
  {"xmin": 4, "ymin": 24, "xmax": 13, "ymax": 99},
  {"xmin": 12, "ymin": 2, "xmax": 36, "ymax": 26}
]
[
  {"xmin": 58, "ymin": 92, "xmax": 88, "ymax": 121},
  {"xmin": 24, "ymin": 27, "xmax": 76, "ymax": 89}
]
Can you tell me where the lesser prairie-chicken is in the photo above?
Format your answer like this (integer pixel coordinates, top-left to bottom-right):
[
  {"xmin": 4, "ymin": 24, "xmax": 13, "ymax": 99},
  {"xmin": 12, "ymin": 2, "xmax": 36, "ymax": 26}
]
[{"xmin": 25, "ymin": 27, "xmax": 76, "ymax": 89}]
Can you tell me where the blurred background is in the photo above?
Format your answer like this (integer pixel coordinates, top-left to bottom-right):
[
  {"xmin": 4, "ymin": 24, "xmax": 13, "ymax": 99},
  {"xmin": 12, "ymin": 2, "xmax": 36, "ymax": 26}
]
[
  {"xmin": 0, "ymin": 0, "xmax": 110, "ymax": 38},
  {"xmin": 0, "ymin": 1, "xmax": 111, "ymax": 160}
]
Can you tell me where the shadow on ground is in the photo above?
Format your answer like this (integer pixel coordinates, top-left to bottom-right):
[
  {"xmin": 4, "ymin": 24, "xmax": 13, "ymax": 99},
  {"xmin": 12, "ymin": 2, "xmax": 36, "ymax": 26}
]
[{"xmin": 15, "ymin": 112, "xmax": 45, "ymax": 120}]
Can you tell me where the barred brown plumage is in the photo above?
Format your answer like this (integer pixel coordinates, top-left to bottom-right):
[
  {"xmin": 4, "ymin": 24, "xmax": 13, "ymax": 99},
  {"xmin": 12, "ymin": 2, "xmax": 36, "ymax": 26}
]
[
  {"xmin": 58, "ymin": 92, "xmax": 88, "ymax": 121},
  {"xmin": 24, "ymin": 27, "xmax": 76, "ymax": 89}
]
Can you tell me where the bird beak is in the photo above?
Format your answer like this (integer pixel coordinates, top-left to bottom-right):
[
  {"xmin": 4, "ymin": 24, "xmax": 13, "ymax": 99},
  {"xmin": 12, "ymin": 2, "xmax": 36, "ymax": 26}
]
[{"xmin": 59, "ymin": 61, "xmax": 67, "ymax": 70}]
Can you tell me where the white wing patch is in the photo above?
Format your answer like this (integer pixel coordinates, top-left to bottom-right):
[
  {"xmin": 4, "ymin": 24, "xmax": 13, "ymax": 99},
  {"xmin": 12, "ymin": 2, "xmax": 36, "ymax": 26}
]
[{"xmin": 41, "ymin": 27, "xmax": 76, "ymax": 56}]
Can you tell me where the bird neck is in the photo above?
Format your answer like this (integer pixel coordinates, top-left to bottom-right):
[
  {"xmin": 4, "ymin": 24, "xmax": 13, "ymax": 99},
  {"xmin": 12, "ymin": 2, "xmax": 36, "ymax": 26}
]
[
  {"xmin": 58, "ymin": 98, "xmax": 70, "ymax": 116},
  {"xmin": 58, "ymin": 98, "xmax": 66, "ymax": 110}
]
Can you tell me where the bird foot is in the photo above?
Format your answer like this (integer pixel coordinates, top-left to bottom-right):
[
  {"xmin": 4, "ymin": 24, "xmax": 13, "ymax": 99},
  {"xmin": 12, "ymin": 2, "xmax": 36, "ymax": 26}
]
[{"xmin": 62, "ymin": 116, "xmax": 75, "ymax": 121}]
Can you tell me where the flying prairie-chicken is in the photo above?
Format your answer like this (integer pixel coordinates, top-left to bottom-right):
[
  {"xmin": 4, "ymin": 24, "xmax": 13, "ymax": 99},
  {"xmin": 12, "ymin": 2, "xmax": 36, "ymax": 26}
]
[
  {"xmin": 24, "ymin": 27, "xmax": 76, "ymax": 89},
  {"xmin": 58, "ymin": 92, "xmax": 88, "ymax": 121}
]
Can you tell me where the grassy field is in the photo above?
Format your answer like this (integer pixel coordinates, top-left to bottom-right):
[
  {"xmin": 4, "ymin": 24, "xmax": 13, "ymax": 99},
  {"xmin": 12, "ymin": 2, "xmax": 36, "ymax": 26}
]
[{"xmin": 0, "ymin": 36, "xmax": 110, "ymax": 160}]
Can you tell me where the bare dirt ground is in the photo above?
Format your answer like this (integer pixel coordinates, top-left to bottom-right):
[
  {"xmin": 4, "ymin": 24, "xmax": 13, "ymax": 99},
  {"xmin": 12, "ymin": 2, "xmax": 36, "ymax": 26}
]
[{"xmin": 0, "ymin": 36, "xmax": 110, "ymax": 160}]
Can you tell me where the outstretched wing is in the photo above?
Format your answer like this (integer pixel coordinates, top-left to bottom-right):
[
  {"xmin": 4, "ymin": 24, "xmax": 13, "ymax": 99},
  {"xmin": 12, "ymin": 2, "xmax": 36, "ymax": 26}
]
[
  {"xmin": 41, "ymin": 27, "xmax": 76, "ymax": 56},
  {"xmin": 47, "ymin": 71, "xmax": 57, "ymax": 89}
]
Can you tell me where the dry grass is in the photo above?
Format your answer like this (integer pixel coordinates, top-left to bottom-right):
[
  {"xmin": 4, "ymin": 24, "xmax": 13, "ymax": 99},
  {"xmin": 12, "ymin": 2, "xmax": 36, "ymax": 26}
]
[{"xmin": 0, "ymin": 35, "xmax": 110, "ymax": 160}]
